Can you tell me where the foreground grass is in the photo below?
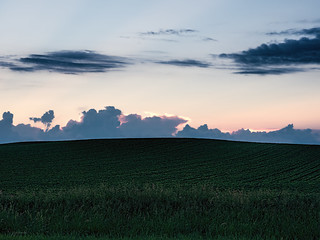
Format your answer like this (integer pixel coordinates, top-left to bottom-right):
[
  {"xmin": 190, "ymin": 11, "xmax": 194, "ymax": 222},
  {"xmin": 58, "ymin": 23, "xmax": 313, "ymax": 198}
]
[
  {"xmin": 0, "ymin": 234, "xmax": 283, "ymax": 240},
  {"xmin": 0, "ymin": 184, "xmax": 319, "ymax": 239},
  {"xmin": 0, "ymin": 234, "xmax": 206, "ymax": 240}
]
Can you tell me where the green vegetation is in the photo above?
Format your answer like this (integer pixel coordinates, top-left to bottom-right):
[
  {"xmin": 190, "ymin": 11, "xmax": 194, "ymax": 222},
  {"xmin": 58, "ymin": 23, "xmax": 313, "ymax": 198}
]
[{"xmin": 0, "ymin": 138, "xmax": 319, "ymax": 239}]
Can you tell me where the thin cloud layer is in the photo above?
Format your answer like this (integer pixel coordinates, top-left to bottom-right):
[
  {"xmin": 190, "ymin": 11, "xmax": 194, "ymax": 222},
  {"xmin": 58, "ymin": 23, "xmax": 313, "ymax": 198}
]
[
  {"xmin": 267, "ymin": 27, "xmax": 320, "ymax": 37},
  {"xmin": 136, "ymin": 28, "xmax": 216, "ymax": 43},
  {"xmin": 0, "ymin": 107, "xmax": 319, "ymax": 145},
  {"xmin": 202, "ymin": 37, "xmax": 217, "ymax": 42},
  {"xmin": 234, "ymin": 67, "xmax": 302, "ymax": 75},
  {"xmin": 9, "ymin": 50, "xmax": 129, "ymax": 74},
  {"xmin": 220, "ymin": 27, "xmax": 320, "ymax": 74},
  {"xmin": 140, "ymin": 29, "xmax": 197, "ymax": 36},
  {"xmin": 157, "ymin": 59, "xmax": 211, "ymax": 68}
]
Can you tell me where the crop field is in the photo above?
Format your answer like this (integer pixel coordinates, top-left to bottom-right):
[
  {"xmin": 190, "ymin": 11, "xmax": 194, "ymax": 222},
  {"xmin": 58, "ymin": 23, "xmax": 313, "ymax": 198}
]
[{"xmin": 0, "ymin": 138, "xmax": 319, "ymax": 239}]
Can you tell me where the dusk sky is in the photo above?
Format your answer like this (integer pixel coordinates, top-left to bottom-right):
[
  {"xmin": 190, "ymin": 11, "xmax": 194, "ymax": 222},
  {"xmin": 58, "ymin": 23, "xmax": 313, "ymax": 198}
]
[{"xmin": 1, "ymin": 0, "xmax": 320, "ymax": 144}]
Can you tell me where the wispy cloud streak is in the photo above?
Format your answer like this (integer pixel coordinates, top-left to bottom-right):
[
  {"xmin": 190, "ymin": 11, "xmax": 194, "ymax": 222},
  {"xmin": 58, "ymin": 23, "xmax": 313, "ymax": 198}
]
[
  {"xmin": 267, "ymin": 27, "xmax": 320, "ymax": 37},
  {"xmin": 157, "ymin": 59, "xmax": 211, "ymax": 68},
  {"xmin": 140, "ymin": 29, "xmax": 197, "ymax": 36},
  {"xmin": 1, "ymin": 50, "xmax": 130, "ymax": 74}
]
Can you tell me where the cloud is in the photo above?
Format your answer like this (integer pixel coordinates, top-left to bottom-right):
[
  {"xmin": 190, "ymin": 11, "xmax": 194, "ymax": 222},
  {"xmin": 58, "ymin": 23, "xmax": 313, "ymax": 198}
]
[
  {"xmin": 140, "ymin": 38, "xmax": 178, "ymax": 43},
  {"xmin": 9, "ymin": 50, "xmax": 129, "ymax": 74},
  {"xmin": 177, "ymin": 123, "xmax": 319, "ymax": 145},
  {"xmin": 267, "ymin": 27, "xmax": 320, "ymax": 37},
  {"xmin": 140, "ymin": 29, "xmax": 197, "ymax": 36},
  {"xmin": 220, "ymin": 37, "xmax": 320, "ymax": 65},
  {"xmin": 120, "ymin": 114, "xmax": 187, "ymax": 137},
  {"xmin": 0, "ymin": 111, "xmax": 54, "ymax": 142},
  {"xmin": 297, "ymin": 19, "xmax": 320, "ymax": 24},
  {"xmin": 157, "ymin": 59, "xmax": 211, "ymax": 68},
  {"xmin": 1, "ymin": 112, "xmax": 13, "ymax": 126},
  {"xmin": 176, "ymin": 124, "xmax": 231, "ymax": 140},
  {"xmin": 0, "ymin": 112, "xmax": 17, "ymax": 142},
  {"xmin": 63, "ymin": 107, "xmax": 122, "ymax": 139},
  {"xmin": 0, "ymin": 61, "xmax": 17, "ymax": 68},
  {"xmin": 30, "ymin": 110, "xmax": 55, "ymax": 129},
  {"xmin": 202, "ymin": 37, "xmax": 217, "ymax": 42},
  {"xmin": 0, "ymin": 107, "xmax": 319, "ymax": 145},
  {"xmin": 135, "ymin": 28, "xmax": 198, "ymax": 43},
  {"xmin": 137, "ymin": 28, "xmax": 216, "ymax": 43},
  {"xmin": 62, "ymin": 107, "xmax": 187, "ymax": 139},
  {"xmin": 234, "ymin": 67, "xmax": 303, "ymax": 75},
  {"xmin": 120, "ymin": 35, "xmax": 179, "ymax": 43},
  {"xmin": 13, "ymin": 124, "xmax": 44, "ymax": 142},
  {"xmin": 0, "ymin": 107, "xmax": 187, "ymax": 143},
  {"xmin": 220, "ymin": 30, "xmax": 320, "ymax": 74}
]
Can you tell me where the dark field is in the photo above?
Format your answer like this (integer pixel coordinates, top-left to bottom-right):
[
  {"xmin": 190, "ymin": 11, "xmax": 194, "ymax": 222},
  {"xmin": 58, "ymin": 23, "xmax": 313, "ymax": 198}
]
[{"xmin": 0, "ymin": 138, "xmax": 319, "ymax": 239}]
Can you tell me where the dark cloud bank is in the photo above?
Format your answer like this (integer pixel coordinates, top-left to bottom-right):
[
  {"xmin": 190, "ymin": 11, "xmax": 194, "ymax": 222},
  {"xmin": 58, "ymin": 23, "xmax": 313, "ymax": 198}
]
[
  {"xmin": 0, "ymin": 106, "xmax": 319, "ymax": 145},
  {"xmin": 220, "ymin": 27, "xmax": 320, "ymax": 75}
]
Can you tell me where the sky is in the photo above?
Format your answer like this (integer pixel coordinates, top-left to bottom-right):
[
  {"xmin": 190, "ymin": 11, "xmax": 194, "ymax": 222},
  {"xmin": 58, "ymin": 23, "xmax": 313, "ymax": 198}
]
[{"xmin": 0, "ymin": 0, "xmax": 320, "ymax": 144}]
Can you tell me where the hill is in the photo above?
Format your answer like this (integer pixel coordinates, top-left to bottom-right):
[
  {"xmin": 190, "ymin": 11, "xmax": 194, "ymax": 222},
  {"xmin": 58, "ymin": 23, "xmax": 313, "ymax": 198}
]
[{"xmin": 0, "ymin": 138, "xmax": 319, "ymax": 192}]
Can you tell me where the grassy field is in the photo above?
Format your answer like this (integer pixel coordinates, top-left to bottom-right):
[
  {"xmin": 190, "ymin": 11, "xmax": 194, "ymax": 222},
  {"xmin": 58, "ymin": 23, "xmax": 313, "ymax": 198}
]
[{"xmin": 0, "ymin": 138, "xmax": 319, "ymax": 239}]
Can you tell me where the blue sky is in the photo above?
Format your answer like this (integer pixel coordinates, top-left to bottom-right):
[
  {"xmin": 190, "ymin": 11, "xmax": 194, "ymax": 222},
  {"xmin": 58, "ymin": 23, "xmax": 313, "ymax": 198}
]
[{"xmin": 0, "ymin": 0, "xmax": 320, "ymax": 143}]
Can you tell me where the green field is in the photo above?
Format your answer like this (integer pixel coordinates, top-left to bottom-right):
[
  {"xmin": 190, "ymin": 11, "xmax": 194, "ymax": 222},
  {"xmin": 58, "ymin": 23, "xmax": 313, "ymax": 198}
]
[{"xmin": 0, "ymin": 138, "xmax": 319, "ymax": 239}]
